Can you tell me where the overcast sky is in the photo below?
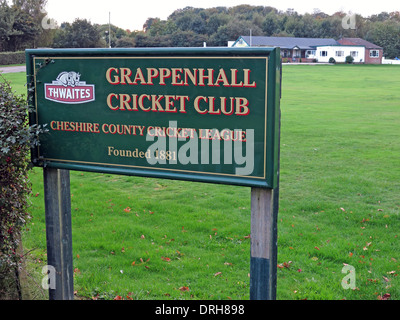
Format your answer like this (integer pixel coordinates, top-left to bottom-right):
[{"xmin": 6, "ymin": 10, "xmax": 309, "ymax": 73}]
[{"xmin": 44, "ymin": 0, "xmax": 398, "ymax": 31}]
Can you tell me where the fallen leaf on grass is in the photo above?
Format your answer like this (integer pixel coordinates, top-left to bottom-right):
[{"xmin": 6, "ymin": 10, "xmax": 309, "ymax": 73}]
[
  {"xmin": 124, "ymin": 207, "xmax": 131, "ymax": 213},
  {"xmin": 214, "ymin": 272, "xmax": 222, "ymax": 277},
  {"xmin": 377, "ymin": 293, "xmax": 391, "ymax": 300},
  {"xmin": 161, "ymin": 257, "xmax": 171, "ymax": 262},
  {"xmin": 277, "ymin": 261, "xmax": 292, "ymax": 269},
  {"xmin": 179, "ymin": 286, "xmax": 189, "ymax": 292}
]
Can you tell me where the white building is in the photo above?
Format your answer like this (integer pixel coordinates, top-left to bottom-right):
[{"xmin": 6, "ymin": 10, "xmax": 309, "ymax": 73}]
[
  {"xmin": 231, "ymin": 36, "xmax": 381, "ymax": 64},
  {"xmin": 315, "ymin": 45, "xmax": 365, "ymax": 63}
]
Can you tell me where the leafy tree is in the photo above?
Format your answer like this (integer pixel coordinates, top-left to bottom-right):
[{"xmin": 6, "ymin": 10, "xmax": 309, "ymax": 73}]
[
  {"xmin": 96, "ymin": 23, "xmax": 128, "ymax": 48},
  {"xmin": 0, "ymin": 1, "xmax": 40, "ymax": 51},
  {"xmin": 145, "ymin": 19, "xmax": 177, "ymax": 37},
  {"xmin": 366, "ymin": 20, "xmax": 400, "ymax": 58},
  {"xmin": 210, "ymin": 20, "xmax": 262, "ymax": 46},
  {"xmin": 189, "ymin": 15, "xmax": 207, "ymax": 34},
  {"xmin": 206, "ymin": 13, "xmax": 229, "ymax": 35},
  {"xmin": 170, "ymin": 30, "xmax": 206, "ymax": 47},
  {"xmin": 53, "ymin": 19, "xmax": 105, "ymax": 48},
  {"xmin": 0, "ymin": 0, "xmax": 52, "ymax": 51},
  {"xmin": 7, "ymin": 9, "xmax": 39, "ymax": 51},
  {"xmin": 12, "ymin": 0, "xmax": 50, "ymax": 48},
  {"xmin": 115, "ymin": 36, "xmax": 136, "ymax": 48},
  {"xmin": 262, "ymin": 12, "xmax": 279, "ymax": 36}
]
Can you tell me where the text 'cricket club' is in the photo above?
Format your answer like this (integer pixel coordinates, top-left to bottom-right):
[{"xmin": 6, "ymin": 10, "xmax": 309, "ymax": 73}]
[{"xmin": 45, "ymin": 71, "xmax": 95, "ymax": 104}]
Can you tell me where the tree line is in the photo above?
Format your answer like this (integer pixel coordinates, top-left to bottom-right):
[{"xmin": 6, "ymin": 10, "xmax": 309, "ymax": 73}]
[{"xmin": 1, "ymin": 2, "xmax": 400, "ymax": 58}]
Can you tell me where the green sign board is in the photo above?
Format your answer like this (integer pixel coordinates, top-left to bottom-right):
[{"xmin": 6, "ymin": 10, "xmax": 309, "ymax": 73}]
[{"xmin": 26, "ymin": 48, "xmax": 281, "ymax": 188}]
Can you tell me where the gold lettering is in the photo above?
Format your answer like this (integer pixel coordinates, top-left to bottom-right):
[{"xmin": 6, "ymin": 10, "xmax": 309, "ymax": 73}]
[
  {"xmin": 198, "ymin": 68, "xmax": 214, "ymax": 86},
  {"xmin": 139, "ymin": 94, "xmax": 151, "ymax": 111},
  {"xmin": 235, "ymin": 97, "xmax": 250, "ymax": 115},
  {"xmin": 147, "ymin": 68, "xmax": 159, "ymax": 85},
  {"xmin": 132, "ymin": 68, "xmax": 147, "ymax": 85},
  {"xmin": 159, "ymin": 68, "xmax": 171, "ymax": 85},
  {"xmin": 194, "ymin": 96, "xmax": 208, "ymax": 114},
  {"xmin": 171, "ymin": 68, "xmax": 184, "ymax": 85},
  {"xmin": 120, "ymin": 68, "xmax": 133, "ymax": 85},
  {"xmin": 107, "ymin": 93, "xmax": 119, "ymax": 110},
  {"xmin": 151, "ymin": 95, "xmax": 165, "ymax": 112},
  {"xmin": 214, "ymin": 69, "xmax": 230, "ymax": 87},
  {"xmin": 243, "ymin": 69, "xmax": 256, "ymax": 87},
  {"xmin": 106, "ymin": 68, "xmax": 119, "ymax": 84},
  {"xmin": 120, "ymin": 94, "xmax": 132, "ymax": 110},
  {"xmin": 183, "ymin": 68, "xmax": 197, "ymax": 86},
  {"xmin": 230, "ymin": 69, "xmax": 243, "ymax": 87}
]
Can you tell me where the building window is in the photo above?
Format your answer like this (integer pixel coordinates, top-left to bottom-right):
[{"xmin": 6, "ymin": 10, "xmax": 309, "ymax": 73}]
[
  {"xmin": 320, "ymin": 51, "xmax": 328, "ymax": 57},
  {"xmin": 281, "ymin": 50, "xmax": 291, "ymax": 58},
  {"xmin": 306, "ymin": 50, "xmax": 316, "ymax": 58},
  {"xmin": 370, "ymin": 50, "xmax": 380, "ymax": 58},
  {"xmin": 335, "ymin": 51, "xmax": 344, "ymax": 57},
  {"xmin": 350, "ymin": 51, "xmax": 358, "ymax": 57}
]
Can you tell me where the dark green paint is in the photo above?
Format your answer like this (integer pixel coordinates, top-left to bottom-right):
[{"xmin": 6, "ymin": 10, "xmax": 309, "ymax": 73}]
[{"xmin": 26, "ymin": 48, "xmax": 280, "ymax": 188}]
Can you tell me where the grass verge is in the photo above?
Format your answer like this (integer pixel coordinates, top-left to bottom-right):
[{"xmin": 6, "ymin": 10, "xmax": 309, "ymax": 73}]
[{"xmin": 2, "ymin": 64, "xmax": 399, "ymax": 300}]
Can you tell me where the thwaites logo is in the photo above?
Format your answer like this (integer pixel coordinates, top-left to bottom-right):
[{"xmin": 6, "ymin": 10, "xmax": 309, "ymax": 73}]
[{"xmin": 44, "ymin": 71, "xmax": 95, "ymax": 104}]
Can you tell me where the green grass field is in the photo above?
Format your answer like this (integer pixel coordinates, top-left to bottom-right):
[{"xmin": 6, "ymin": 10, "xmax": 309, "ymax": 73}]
[{"xmin": 2, "ymin": 64, "xmax": 399, "ymax": 300}]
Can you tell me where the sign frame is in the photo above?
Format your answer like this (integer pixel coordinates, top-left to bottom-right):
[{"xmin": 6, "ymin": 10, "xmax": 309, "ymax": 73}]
[{"xmin": 26, "ymin": 47, "xmax": 281, "ymax": 189}]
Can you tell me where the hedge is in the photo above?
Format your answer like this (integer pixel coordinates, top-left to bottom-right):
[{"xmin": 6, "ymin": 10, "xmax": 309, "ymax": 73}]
[
  {"xmin": 0, "ymin": 52, "xmax": 26, "ymax": 66},
  {"xmin": 0, "ymin": 75, "xmax": 41, "ymax": 298}
]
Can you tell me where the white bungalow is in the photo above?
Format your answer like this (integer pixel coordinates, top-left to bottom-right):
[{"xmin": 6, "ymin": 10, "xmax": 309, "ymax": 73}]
[{"xmin": 315, "ymin": 45, "xmax": 365, "ymax": 63}]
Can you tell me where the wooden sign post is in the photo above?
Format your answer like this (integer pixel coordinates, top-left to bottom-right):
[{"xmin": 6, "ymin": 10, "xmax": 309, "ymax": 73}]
[
  {"xmin": 43, "ymin": 168, "xmax": 74, "ymax": 300},
  {"xmin": 250, "ymin": 108, "xmax": 281, "ymax": 300},
  {"xmin": 26, "ymin": 47, "xmax": 281, "ymax": 300},
  {"xmin": 250, "ymin": 188, "xmax": 277, "ymax": 300}
]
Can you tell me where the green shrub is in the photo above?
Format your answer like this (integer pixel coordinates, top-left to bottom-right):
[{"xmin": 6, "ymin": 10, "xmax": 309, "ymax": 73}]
[
  {"xmin": 329, "ymin": 57, "xmax": 336, "ymax": 64},
  {"xmin": 345, "ymin": 55, "xmax": 354, "ymax": 64},
  {"xmin": 0, "ymin": 52, "xmax": 26, "ymax": 66},
  {"xmin": 0, "ymin": 76, "xmax": 41, "ymax": 296}
]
